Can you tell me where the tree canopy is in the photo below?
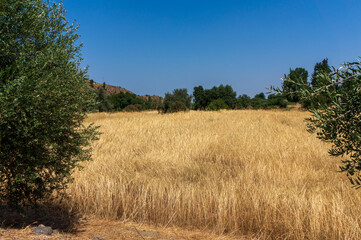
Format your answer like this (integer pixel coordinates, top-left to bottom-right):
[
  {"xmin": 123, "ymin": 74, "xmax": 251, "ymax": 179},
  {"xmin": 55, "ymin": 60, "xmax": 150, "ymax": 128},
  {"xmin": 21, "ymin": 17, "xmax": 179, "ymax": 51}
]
[
  {"xmin": 282, "ymin": 67, "xmax": 309, "ymax": 103},
  {"xmin": 311, "ymin": 58, "xmax": 332, "ymax": 88},
  {"xmin": 161, "ymin": 88, "xmax": 191, "ymax": 113},
  {"xmin": 193, "ymin": 84, "xmax": 237, "ymax": 110}
]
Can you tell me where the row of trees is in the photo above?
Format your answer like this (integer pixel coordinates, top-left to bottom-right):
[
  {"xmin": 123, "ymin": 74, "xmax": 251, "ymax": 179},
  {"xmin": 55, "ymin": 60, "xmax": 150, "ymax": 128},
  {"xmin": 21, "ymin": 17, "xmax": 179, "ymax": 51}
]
[
  {"xmin": 159, "ymin": 59, "xmax": 334, "ymax": 114},
  {"xmin": 94, "ymin": 58, "xmax": 333, "ymax": 114},
  {"xmin": 92, "ymin": 82, "xmax": 289, "ymax": 114},
  {"xmin": 159, "ymin": 85, "xmax": 287, "ymax": 113}
]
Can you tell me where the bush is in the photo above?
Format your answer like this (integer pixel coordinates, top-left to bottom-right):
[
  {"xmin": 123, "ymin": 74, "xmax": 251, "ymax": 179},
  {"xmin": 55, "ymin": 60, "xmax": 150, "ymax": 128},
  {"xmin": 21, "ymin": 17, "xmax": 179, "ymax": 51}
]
[
  {"xmin": 162, "ymin": 89, "xmax": 191, "ymax": 113},
  {"xmin": 124, "ymin": 104, "xmax": 142, "ymax": 112},
  {"xmin": 206, "ymin": 99, "xmax": 229, "ymax": 111},
  {"xmin": 110, "ymin": 92, "xmax": 145, "ymax": 111},
  {"xmin": 237, "ymin": 94, "xmax": 251, "ymax": 109},
  {"xmin": 267, "ymin": 94, "xmax": 287, "ymax": 108},
  {"xmin": 0, "ymin": 0, "xmax": 99, "ymax": 208}
]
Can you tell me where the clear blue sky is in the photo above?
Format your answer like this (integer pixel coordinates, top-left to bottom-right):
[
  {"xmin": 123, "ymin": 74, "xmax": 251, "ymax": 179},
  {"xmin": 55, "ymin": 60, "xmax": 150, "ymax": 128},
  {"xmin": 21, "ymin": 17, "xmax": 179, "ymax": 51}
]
[{"xmin": 61, "ymin": 0, "xmax": 361, "ymax": 97}]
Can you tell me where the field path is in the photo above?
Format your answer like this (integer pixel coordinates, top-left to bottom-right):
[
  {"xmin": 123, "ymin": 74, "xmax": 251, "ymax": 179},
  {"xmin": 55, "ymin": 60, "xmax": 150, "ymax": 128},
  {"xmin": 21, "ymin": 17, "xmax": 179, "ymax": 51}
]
[{"xmin": 0, "ymin": 218, "xmax": 249, "ymax": 239}]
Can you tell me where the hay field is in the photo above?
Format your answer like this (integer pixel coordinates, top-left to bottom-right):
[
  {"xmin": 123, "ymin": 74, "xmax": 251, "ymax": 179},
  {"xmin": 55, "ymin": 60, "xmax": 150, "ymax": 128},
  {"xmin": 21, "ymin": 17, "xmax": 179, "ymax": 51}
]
[{"xmin": 68, "ymin": 110, "xmax": 361, "ymax": 239}]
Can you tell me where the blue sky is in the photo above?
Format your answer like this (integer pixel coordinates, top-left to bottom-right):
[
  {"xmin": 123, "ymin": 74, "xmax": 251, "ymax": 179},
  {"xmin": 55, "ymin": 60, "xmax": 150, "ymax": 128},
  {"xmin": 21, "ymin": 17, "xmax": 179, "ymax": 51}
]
[{"xmin": 61, "ymin": 0, "xmax": 361, "ymax": 97}]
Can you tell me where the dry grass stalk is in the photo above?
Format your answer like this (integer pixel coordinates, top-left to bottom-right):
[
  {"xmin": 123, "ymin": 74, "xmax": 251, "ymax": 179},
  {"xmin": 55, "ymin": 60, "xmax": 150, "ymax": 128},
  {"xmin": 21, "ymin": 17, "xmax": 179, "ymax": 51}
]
[{"xmin": 67, "ymin": 110, "xmax": 361, "ymax": 239}]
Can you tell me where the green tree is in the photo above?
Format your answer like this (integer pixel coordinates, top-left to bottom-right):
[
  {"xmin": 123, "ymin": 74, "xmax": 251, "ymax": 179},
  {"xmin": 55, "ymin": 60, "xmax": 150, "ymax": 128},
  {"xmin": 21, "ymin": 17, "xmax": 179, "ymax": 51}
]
[
  {"xmin": 254, "ymin": 92, "xmax": 266, "ymax": 100},
  {"xmin": 89, "ymin": 79, "xmax": 95, "ymax": 88},
  {"xmin": 196, "ymin": 84, "xmax": 237, "ymax": 110},
  {"xmin": 218, "ymin": 84, "xmax": 237, "ymax": 108},
  {"xmin": 204, "ymin": 87, "xmax": 219, "ymax": 106},
  {"xmin": 310, "ymin": 58, "xmax": 333, "ymax": 106},
  {"xmin": 267, "ymin": 94, "xmax": 287, "ymax": 108},
  {"xmin": 193, "ymin": 86, "xmax": 207, "ymax": 110},
  {"xmin": 96, "ymin": 87, "xmax": 113, "ymax": 112},
  {"xmin": 237, "ymin": 94, "xmax": 251, "ymax": 109},
  {"xmin": 0, "ymin": 0, "xmax": 99, "ymax": 208},
  {"xmin": 144, "ymin": 96, "xmax": 153, "ymax": 110},
  {"xmin": 162, "ymin": 88, "xmax": 191, "ymax": 113},
  {"xmin": 311, "ymin": 58, "xmax": 332, "ymax": 88},
  {"xmin": 109, "ymin": 92, "xmax": 144, "ymax": 111},
  {"xmin": 282, "ymin": 67, "xmax": 309, "ymax": 103}
]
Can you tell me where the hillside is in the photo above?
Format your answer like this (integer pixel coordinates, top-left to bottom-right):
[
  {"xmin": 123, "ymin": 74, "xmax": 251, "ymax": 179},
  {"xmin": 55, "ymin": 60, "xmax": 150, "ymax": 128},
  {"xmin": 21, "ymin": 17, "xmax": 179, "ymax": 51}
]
[{"xmin": 86, "ymin": 80, "xmax": 161, "ymax": 101}]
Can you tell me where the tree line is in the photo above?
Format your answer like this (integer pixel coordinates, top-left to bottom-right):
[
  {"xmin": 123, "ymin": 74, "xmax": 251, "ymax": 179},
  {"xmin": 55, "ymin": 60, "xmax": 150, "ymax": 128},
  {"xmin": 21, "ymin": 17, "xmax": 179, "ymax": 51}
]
[
  {"xmin": 90, "ymin": 58, "xmax": 335, "ymax": 115},
  {"xmin": 158, "ymin": 58, "xmax": 337, "ymax": 113},
  {"xmin": 158, "ymin": 85, "xmax": 287, "ymax": 113},
  {"xmin": 93, "ymin": 82, "xmax": 288, "ymax": 114}
]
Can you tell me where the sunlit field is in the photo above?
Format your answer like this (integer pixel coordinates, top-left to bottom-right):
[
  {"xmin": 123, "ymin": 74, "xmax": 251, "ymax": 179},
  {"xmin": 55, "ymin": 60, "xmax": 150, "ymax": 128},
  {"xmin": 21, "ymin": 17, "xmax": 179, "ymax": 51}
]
[{"xmin": 67, "ymin": 110, "xmax": 361, "ymax": 239}]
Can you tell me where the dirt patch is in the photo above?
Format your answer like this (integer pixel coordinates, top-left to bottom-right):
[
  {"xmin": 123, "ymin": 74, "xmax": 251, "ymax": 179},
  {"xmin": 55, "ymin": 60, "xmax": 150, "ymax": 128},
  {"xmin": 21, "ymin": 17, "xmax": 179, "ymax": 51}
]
[
  {"xmin": 0, "ymin": 205, "xmax": 250, "ymax": 239},
  {"xmin": 0, "ymin": 217, "xmax": 249, "ymax": 240}
]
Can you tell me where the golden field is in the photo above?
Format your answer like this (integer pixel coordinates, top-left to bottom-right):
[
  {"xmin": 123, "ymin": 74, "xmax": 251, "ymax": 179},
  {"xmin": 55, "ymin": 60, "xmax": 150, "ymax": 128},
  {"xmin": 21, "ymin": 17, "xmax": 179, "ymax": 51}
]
[{"xmin": 67, "ymin": 110, "xmax": 361, "ymax": 239}]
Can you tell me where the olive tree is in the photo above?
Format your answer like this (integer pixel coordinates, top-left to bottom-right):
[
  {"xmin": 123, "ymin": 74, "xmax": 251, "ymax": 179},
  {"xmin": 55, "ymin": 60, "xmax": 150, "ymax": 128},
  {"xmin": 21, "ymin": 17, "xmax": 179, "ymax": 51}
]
[
  {"xmin": 273, "ymin": 59, "xmax": 361, "ymax": 187},
  {"xmin": 305, "ymin": 60, "xmax": 361, "ymax": 187},
  {"xmin": 0, "ymin": 0, "xmax": 99, "ymax": 208}
]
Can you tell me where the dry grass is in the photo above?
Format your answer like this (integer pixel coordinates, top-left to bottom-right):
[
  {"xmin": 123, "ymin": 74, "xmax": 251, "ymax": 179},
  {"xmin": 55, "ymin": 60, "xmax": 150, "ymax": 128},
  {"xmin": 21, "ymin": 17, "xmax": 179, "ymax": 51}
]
[{"xmin": 66, "ymin": 110, "xmax": 361, "ymax": 239}]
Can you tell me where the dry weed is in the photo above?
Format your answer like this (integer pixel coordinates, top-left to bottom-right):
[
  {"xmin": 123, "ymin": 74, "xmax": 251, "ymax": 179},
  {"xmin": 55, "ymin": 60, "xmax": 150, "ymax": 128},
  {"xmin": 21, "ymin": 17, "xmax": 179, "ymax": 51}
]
[{"xmin": 67, "ymin": 110, "xmax": 361, "ymax": 239}]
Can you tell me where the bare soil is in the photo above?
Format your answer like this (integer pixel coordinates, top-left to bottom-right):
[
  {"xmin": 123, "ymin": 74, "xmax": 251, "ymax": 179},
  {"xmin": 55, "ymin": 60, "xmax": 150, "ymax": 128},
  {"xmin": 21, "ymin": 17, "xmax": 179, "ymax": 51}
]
[{"xmin": 0, "ymin": 206, "xmax": 247, "ymax": 240}]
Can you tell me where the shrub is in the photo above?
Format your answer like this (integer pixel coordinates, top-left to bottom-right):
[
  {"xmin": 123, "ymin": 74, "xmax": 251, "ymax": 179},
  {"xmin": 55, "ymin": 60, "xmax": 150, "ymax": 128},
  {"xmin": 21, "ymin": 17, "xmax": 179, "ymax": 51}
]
[
  {"xmin": 237, "ymin": 94, "xmax": 252, "ymax": 109},
  {"xmin": 162, "ymin": 89, "xmax": 191, "ymax": 113},
  {"xmin": 124, "ymin": 104, "xmax": 142, "ymax": 112},
  {"xmin": 206, "ymin": 99, "xmax": 229, "ymax": 111}
]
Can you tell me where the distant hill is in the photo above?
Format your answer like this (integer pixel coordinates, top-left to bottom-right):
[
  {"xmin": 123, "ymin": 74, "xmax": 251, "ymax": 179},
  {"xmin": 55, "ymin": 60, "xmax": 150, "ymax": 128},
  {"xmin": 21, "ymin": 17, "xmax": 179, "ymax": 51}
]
[
  {"xmin": 86, "ymin": 80, "xmax": 161, "ymax": 101},
  {"xmin": 86, "ymin": 80, "xmax": 133, "ymax": 95}
]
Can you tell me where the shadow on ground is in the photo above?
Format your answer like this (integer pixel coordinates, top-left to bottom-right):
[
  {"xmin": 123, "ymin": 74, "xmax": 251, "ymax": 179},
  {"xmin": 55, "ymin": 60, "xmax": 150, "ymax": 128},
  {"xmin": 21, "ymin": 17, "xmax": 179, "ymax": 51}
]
[{"xmin": 0, "ymin": 203, "xmax": 80, "ymax": 233}]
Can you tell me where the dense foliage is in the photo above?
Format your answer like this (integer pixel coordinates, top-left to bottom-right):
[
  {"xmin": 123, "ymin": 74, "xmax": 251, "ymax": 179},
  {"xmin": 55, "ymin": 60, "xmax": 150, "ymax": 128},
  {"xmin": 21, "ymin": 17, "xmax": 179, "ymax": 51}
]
[
  {"xmin": 282, "ymin": 67, "xmax": 309, "ymax": 103},
  {"xmin": 95, "ymin": 86, "xmax": 113, "ymax": 112},
  {"xmin": 192, "ymin": 85, "xmax": 287, "ymax": 111},
  {"xmin": 193, "ymin": 85, "xmax": 237, "ymax": 110},
  {"xmin": 90, "ymin": 83, "xmax": 160, "ymax": 112},
  {"xmin": 110, "ymin": 91, "xmax": 158, "ymax": 112},
  {"xmin": 309, "ymin": 58, "xmax": 333, "ymax": 106},
  {"xmin": 278, "ymin": 60, "xmax": 336, "ymax": 108},
  {"xmin": 0, "ymin": 0, "xmax": 98, "ymax": 207},
  {"xmin": 161, "ymin": 88, "xmax": 192, "ymax": 113},
  {"xmin": 206, "ymin": 99, "xmax": 229, "ymax": 110}
]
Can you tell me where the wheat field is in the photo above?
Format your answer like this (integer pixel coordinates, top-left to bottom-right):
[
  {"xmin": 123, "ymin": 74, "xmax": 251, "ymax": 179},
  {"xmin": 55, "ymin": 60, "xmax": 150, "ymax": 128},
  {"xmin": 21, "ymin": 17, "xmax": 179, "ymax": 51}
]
[{"xmin": 67, "ymin": 110, "xmax": 361, "ymax": 239}]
